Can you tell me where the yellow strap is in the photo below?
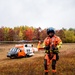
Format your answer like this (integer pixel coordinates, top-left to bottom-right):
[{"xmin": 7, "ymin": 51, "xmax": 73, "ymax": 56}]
[{"xmin": 57, "ymin": 42, "xmax": 62, "ymax": 49}]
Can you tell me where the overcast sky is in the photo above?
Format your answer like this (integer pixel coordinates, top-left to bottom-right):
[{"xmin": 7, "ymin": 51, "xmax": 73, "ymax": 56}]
[{"xmin": 0, "ymin": 0, "xmax": 75, "ymax": 29}]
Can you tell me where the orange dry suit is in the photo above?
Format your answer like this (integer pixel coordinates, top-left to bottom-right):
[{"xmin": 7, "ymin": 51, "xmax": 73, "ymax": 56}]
[{"xmin": 43, "ymin": 35, "xmax": 62, "ymax": 74}]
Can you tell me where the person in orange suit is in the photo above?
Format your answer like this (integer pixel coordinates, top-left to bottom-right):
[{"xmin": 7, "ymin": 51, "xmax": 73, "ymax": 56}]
[
  {"xmin": 43, "ymin": 27, "xmax": 62, "ymax": 75},
  {"xmin": 37, "ymin": 41, "xmax": 41, "ymax": 50}
]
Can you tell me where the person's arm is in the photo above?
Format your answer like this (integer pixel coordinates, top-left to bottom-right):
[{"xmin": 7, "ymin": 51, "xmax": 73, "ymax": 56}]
[
  {"xmin": 56, "ymin": 37, "xmax": 62, "ymax": 50},
  {"xmin": 51, "ymin": 37, "xmax": 62, "ymax": 53},
  {"xmin": 42, "ymin": 37, "xmax": 50, "ymax": 53}
]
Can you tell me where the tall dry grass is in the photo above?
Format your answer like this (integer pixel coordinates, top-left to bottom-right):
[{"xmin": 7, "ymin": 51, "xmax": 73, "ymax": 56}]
[{"xmin": 0, "ymin": 43, "xmax": 75, "ymax": 75}]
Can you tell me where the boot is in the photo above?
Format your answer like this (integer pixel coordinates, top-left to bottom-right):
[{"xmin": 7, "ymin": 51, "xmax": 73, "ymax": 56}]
[
  {"xmin": 52, "ymin": 70, "xmax": 56, "ymax": 75},
  {"xmin": 52, "ymin": 72, "xmax": 56, "ymax": 75},
  {"xmin": 45, "ymin": 72, "xmax": 48, "ymax": 75}
]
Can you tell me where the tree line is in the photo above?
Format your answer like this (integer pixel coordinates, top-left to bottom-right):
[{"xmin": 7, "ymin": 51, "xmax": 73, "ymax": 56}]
[{"xmin": 0, "ymin": 26, "xmax": 75, "ymax": 43}]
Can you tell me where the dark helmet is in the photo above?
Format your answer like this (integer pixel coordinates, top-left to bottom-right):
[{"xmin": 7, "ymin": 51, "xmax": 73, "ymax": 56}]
[{"xmin": 47, "ymin": 27, "xmax": 55, "ymax": 35}]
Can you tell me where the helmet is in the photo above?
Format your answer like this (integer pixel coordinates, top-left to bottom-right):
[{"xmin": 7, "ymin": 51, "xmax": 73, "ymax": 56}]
[{"xmin": 47, "ymin": 27, "xmax": 55, "ymax": 35}]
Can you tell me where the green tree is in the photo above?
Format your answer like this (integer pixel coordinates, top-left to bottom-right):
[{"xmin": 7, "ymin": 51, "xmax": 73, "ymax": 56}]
[{"xmin": 64, "ymin": 30, "xmax": 75, "ymax": 43}]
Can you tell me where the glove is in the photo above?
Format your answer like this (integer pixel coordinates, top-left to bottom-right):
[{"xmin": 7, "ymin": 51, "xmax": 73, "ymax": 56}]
[
  {"xmin": 52, "ymin": 45, "xmax": 59, "ymax": 53},
  {"xmin": 44, "ymin": 46, "xmax": 50, "ymax": 50},
  {"xmin": 52, "ymin": 45, "xmax": 58, "ymax": 50},
  {"xmin": 44, "ymin": 46, "xmax": 50, "ymax": 53}
]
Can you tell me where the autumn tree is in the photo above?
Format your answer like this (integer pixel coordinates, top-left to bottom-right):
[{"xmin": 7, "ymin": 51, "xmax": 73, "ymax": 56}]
[
  {"xmin": 19, "ymin": 30, "xmax": 23, "ymax": 40},
  {"xmin": 1, "ymin": 25, "xmax": 75, "ymax": 43},
  {"xmin": 7, "ymin": 28, "xmax": 15, "ymax": 41},
  {"xmin": 56, "ymin": 30, "xmax": 65, "ymax": 42},
  {"xmin": 23, "ymin": 28, "xmax": 34, "ymax": 41},
  {"xmin": 0, "ymin": 28, "xmax": 4, "ymax": 41},
  {"xmin": 33, "ymin": 28, "xmax": 38, "ymax": 40},
  {"xmin": 40, "ymin": 29, "xmax": 47, "ymax": 40},
  {"xmin": 14, "ymin": 27, "xmax": 20, "ymax": 41},
  {"xmin": 3, "ymin": 27, "xmax": 9, "ymax": 41}
]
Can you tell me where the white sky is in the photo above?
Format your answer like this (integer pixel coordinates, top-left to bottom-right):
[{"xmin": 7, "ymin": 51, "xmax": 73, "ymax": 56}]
[{"xmin": 0, "ymin": 0, "xmax": 75, "ymax": 29}]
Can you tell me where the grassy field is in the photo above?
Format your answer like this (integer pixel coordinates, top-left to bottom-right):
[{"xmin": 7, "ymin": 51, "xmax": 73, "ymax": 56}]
[{"xmin": 0, "ymin": 43, "xmax": 75, "ymax": 75}]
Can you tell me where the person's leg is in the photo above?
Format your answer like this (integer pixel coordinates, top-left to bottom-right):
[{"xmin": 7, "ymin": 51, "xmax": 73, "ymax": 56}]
[
  {"xmin": 52, "ymin": 54, "xmax": 57, "ymax": 75},
  {"xmin": 52, "ymin": 60, "xmax": 56, "ymax": 71},
  {"xmin": 56, "ymin": 53, "xmax": 59, "ymax": 61},
  {"xmin": 44, "ymin": 54, "xmax": 50, "ymax": 75},
  {"xmin": 44, "ymin": 59, "xmax": 48, "ymax": 75}
]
